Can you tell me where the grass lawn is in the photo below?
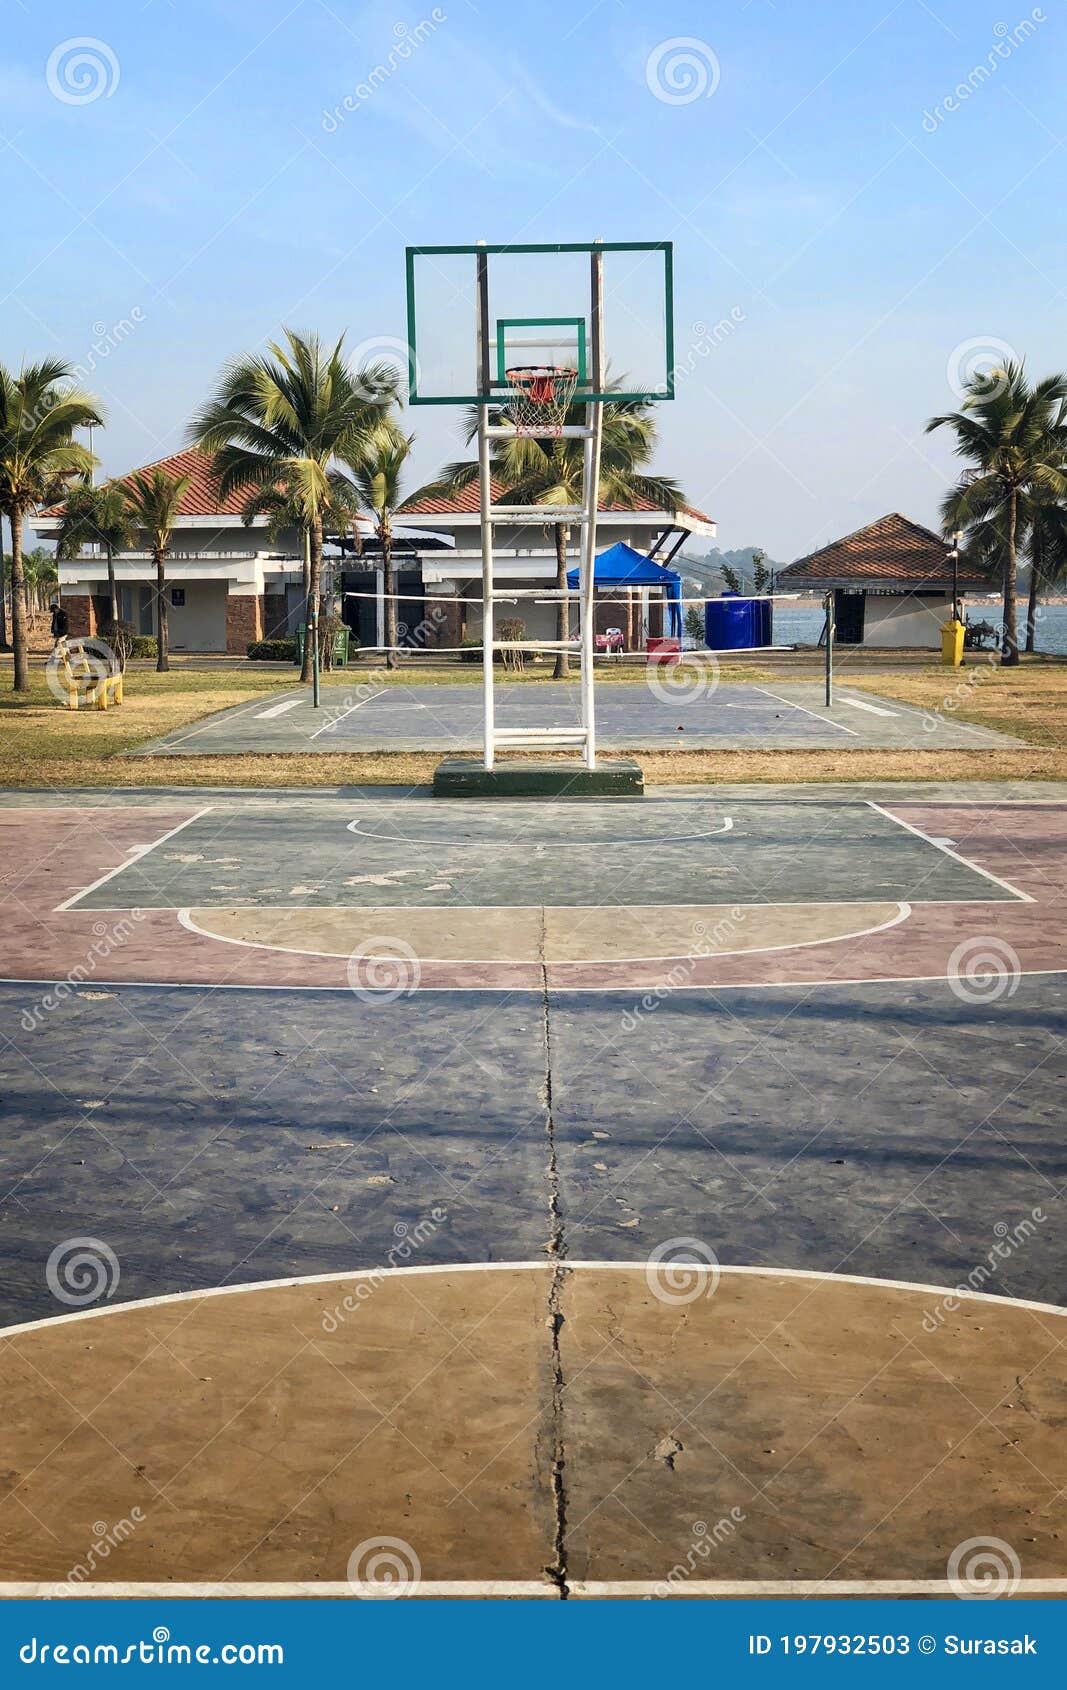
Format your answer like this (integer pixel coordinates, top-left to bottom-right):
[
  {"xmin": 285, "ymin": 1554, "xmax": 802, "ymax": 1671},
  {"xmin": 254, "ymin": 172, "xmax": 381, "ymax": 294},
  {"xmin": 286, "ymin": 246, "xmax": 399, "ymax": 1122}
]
[{"xmin": 2, "ymin": 651, "xmax": 1066, "ymax": 788}]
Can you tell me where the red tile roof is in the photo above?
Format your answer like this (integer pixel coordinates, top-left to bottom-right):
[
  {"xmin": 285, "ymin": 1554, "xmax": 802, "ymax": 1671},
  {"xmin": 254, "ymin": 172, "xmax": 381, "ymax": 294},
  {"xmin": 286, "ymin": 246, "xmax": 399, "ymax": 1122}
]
[
  {"xmin": 399, "ymin": 475, "xmax": 713, "ymax": 526},
  {"xmin": 40, "ymin": 447, "xmax": 254, "ymax": 519},
  {"xmin": 778, "ymin": 513, "xmax": 997, "ymax": 589},
  {"xmin": 112, "ymin": 447, "xmax": 253, "ymax": 516}
]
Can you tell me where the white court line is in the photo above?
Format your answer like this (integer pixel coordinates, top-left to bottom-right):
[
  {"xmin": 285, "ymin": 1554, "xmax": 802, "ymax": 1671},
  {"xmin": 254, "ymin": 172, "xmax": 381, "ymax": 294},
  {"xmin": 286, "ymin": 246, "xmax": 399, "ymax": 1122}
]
[
  {"xmin": 255, "ymin": 697, "xmax": 304, "ymax": 719},
  {"xmin": 346, "ymin": 816, "xmax": 735, "ymax": 847},
  {"xmin": 3, "ymin": 966, "xmax": 1064, "ymax": 997},
  {"xmin": 749, "ymin": 686, "xmax": 859, "ymax": 735},
  {"xmin": 52, "ymin": 808, "xmax": 214, "ymax": 913},
  {"xmin": 175, "ymin": 900, "xmax": 911, "ymax": 966},
  {"xmin": 308, "ymin": 690, "xmax": 385, "ymax": 739},
  {"xmin": 148, "ymin": 695, "xmax": 296, "ymax": 749},
  {"xmin": 866, "ymin": 799, "xmax": 1036, "ymax": 903},
  {"xmin": 1, "ymin": 1578, "xmax": 1064, "ymax": 1598},
  {"xmin": 839, "ymin": 695, "xmax": 897, "ymax": 717},
  {"xmin": 2, "ymin": 1259, "xmax": 1064, "ymax": 1341}
]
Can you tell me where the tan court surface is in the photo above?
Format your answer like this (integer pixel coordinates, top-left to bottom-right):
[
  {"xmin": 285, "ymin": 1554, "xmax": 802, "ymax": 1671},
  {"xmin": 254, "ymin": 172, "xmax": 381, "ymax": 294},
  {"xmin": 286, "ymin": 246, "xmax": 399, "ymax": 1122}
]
[
  {"xmin": 183, "ymin": 901, "xmax": 907, "ymax": 965},
  {"xmin": 1, "ymin": 1267, "xmax": 1064, "ymax": 1595}
]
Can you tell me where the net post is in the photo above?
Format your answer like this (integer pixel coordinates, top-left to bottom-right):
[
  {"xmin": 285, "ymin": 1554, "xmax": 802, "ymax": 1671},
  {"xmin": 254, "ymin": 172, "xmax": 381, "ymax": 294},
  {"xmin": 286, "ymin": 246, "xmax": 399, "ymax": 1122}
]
[
  {"xmin": 824, "ymin": 589, "xmax": 834, "ymax": 707},
  {"xmin": 580, "ymin": 244, "xmax": 605, "ymax": 769}
]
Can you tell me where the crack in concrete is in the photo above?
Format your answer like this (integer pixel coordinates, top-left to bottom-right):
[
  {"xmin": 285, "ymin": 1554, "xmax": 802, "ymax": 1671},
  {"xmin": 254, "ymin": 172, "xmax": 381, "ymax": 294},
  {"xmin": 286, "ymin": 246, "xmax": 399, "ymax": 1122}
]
[{"xmin": 540, "ymin": 925, "xmax": 570, "ymax": 1600}]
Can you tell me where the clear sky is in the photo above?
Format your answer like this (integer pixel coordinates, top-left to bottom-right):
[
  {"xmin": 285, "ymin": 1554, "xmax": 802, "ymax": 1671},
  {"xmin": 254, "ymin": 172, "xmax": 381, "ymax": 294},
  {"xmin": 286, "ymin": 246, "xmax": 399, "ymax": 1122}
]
[{"xmin": 2, "ymin": 0, "xmax": 1064, "ymax": 558}]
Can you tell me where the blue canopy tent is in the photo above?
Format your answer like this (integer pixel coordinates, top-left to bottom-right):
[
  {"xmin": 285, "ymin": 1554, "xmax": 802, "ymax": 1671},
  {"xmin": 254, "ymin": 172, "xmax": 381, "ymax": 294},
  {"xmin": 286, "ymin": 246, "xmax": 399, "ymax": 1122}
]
[{"xmin": 567, "ymin": 541, "xmax": 683, "ymax": 642}]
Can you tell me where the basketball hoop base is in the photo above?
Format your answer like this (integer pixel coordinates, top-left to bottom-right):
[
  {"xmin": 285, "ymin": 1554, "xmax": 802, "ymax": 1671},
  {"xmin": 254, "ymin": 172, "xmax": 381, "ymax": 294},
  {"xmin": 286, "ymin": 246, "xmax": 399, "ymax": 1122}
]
[{"xmin": 433, "ymin": 757, "xmax": 644, "ymax": 799}]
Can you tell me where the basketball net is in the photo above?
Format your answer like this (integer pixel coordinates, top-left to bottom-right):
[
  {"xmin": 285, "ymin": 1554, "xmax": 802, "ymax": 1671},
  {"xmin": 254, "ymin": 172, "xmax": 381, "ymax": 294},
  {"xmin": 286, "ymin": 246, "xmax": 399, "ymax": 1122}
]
[{"xmin": 504, "ymin": 365, "xmax": 580, "ymax": 436}]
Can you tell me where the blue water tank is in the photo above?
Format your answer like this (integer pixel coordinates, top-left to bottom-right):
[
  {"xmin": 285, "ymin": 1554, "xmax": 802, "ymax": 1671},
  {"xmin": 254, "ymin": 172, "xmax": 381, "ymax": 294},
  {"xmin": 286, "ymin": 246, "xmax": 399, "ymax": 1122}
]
[{"xmin": 704, "ymin": 593, "xmax": 773, "ymax": 650}]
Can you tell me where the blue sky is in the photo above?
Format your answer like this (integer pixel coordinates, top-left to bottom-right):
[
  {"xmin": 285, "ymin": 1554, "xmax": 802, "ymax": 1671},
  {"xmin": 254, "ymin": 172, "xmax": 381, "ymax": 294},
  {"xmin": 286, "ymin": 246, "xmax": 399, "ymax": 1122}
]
[{"xmin": 2, "ymin": 0, "xmax": 1064, "ymax": 557}]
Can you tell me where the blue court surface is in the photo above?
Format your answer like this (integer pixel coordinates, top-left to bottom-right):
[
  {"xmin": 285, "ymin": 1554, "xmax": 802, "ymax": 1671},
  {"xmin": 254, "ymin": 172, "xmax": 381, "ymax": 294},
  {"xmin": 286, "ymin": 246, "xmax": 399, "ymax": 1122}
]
[{"xmin": 139, "ymin": 679, "xmax": 1020, "ymax": 755}]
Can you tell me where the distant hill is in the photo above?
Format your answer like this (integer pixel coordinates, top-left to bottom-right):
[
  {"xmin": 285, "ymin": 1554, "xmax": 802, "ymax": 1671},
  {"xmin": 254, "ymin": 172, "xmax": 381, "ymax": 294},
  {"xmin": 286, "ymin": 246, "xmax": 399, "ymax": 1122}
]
[{"xmin": 698, "ymin": 545, "xmax": 788, "ymax": 594}]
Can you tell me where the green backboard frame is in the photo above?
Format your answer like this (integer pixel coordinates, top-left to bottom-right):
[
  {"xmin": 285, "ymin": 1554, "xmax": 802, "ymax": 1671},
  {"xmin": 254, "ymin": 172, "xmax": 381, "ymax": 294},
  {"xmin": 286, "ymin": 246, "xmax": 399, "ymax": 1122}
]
[
  {"xmin": 495, "ymin": 317, "xmax": 587, "ymax": 385},
  {"xmin": 404, "ymin": 241, "xmax": 675, "ymax": 406}
]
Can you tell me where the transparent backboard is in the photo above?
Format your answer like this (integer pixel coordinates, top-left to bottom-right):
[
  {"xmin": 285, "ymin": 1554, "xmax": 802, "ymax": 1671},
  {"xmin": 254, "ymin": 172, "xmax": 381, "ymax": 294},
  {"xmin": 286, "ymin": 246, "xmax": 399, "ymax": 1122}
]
[{"xmin": 405, "ymin": 242, "xmax": 674, "ymax": 405}]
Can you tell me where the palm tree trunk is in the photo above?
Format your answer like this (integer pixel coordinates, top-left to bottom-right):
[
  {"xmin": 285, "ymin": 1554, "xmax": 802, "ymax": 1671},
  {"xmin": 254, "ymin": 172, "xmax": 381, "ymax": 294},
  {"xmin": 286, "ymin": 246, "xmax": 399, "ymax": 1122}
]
[
  {"xmin": 1025, "ymin": 525, "xmax": 1042, "ymax": 654},
  {"xmin": 383, "ymin": 520, "xmax": 398, "ymax": 672},
  {"xmin": 1002, "ymin": 487, "xmax": 1019, "ymax": 666},
  {"xmin": 0, "ymin": 518, "xmax": 8, "ymax": 652},
  {"xmin": 10, "ymin": 504, "xmax": 30, "ymax": 692},
  {"xmin": 155, "ymin": 548, "xmax": 169, "ymax": 672},
  {"xmin": 553, "ymin": 524, "xmax": 569, "ymax": 680},
  {"xmin": 299, "ymin": 524, "xmax": 313, "ymax": 683},
  {"xmin": 106, "ymin": 544, "xmax": 118, "ymax": 624},
  {"xmin": 300, "ymin": 510, "xmax": 321, "ymax": 682}
]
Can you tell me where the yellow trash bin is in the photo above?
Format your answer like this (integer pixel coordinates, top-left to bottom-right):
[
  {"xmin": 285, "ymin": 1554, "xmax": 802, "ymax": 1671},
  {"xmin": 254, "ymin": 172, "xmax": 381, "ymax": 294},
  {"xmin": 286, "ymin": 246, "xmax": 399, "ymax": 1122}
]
[{"xmin": 941, "ymin": 618, "xmax": 965, "ymax": 667}]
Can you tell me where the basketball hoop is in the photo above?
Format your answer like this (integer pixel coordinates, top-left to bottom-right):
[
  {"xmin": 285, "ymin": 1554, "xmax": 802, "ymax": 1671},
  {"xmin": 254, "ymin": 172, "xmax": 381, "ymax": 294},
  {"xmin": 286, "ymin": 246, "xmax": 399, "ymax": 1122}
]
[{"xmin": 504, "ymin": 365, "xmax": 579, "ymax": 436}]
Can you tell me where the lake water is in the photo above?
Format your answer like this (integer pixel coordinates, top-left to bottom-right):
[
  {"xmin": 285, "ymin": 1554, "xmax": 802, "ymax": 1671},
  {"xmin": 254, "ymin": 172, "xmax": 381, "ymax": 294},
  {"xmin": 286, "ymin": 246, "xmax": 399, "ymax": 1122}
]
[{"xmin": 765, "ymin": 603, "xmax": 1067, "ymax": 655}]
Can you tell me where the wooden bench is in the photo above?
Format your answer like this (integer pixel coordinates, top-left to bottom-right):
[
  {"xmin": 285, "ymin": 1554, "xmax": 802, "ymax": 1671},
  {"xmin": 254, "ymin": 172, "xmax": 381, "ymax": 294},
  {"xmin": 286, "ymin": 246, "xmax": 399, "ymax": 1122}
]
[{"xmin": 53, "ymin": 638, "xmax": 123, "ymax": 710}]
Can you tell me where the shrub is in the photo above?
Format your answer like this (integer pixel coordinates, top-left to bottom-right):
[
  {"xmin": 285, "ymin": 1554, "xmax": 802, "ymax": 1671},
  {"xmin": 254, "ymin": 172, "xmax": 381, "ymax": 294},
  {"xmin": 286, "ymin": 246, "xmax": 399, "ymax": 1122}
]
[
  {"xmin": 460, "ymin": 637, "xmax": 482, "ymax": 664},
  {"xmin": 98, "ymin": 619, "xmax": 137, "ymax": 669},
  {"xmin": 248, "ymin": 638, "xmax": 297, "ymax": 661}
]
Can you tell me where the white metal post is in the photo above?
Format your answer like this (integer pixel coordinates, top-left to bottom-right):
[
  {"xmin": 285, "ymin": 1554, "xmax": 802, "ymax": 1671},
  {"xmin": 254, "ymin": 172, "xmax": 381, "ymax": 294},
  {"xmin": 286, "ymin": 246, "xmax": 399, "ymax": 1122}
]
[
  {"xmin": 579, "ymin": 401, "xmax": 603, "ymax": 768},
  {"xmin": 478, "ymin": 408, "xmax": 495, "ymax": 770},
  {"xmin": 580, "ymin": 244, "xmax": 605, "ymax": 770}
]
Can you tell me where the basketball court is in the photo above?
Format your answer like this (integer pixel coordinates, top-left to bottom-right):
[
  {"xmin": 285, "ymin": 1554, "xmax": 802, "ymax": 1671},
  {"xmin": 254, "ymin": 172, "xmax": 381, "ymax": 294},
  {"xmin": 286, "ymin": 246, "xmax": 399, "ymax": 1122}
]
[
  {"xmin": 1, "ymin": 785, "xmax": 1066, "ymax": 1597},
  {"xmin": 138, "ymin": 680, "xmax": 1020, "ymax": 757}
]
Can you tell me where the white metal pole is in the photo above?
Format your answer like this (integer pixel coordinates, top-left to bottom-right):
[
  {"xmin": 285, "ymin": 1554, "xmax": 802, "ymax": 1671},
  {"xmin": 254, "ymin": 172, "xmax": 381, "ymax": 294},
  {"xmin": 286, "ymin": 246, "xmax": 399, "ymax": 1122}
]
[
  {"xmin": 581, "ymin": 242, "xmax": 605, "ymax": 770},
  {"xmin": 478, "ymin": 408, "xmax": 495, "ymax": 770},
  {"xmin": 580, "ymin": 401, "xmax": 603, "ymax": 768}
]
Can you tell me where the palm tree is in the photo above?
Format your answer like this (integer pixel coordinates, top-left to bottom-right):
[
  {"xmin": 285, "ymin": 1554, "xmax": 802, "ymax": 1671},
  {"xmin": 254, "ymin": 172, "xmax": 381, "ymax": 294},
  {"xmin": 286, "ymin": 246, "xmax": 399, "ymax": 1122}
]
[
  {"xmin": 123, "ymin": 467, "xmax": 191, "ymax": 672},
  {"xmin": 341, "ymin": 430, "xmax": 413, "ymax": 670},
  {"xmin": 927, "ymin": 362, "xmax": 1067, "ymax": 665},
  {"xmin": 0, "ymin": 358, "xmax": 102, "ymax": 690},
  {"xmin": 239, "ymin": 477, "xmax": 359, "ymax": 659},
  {"xmin": 1025, "ymin": 493, "xmax": 1067, "ymax": 652},
  {"xmin": 22, "ymin": 548, "xmax": 58, "ymax": 616},
  {"xmin": 415, "ymin": 399, "xmax": 681, "ymax": 677},
  {"xmin": 54, "ymin": 479, "xmax": 134, "ymax": 623},
  {"xmin": 192, "ymin": 329, "xmax": 401, "ymax": 683}
]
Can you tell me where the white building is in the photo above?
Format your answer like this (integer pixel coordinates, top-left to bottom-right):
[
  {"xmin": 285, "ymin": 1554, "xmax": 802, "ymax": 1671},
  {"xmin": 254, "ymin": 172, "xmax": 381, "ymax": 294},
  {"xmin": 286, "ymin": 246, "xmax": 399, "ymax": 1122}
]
[
  {"xmin": 777, "ymin": 513, "xmax": 998, "ymax": 648},
  {"xmin": 39, "ymin": 448, "xmax": 715, "ymax": 655}
]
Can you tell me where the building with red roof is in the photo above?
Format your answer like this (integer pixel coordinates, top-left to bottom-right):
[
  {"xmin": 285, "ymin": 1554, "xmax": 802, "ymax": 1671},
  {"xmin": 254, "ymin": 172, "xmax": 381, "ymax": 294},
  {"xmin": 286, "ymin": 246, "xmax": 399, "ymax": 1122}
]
[{"xmin": 37, "ymin": 447, "xmax": 715, "ymax": 655}]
